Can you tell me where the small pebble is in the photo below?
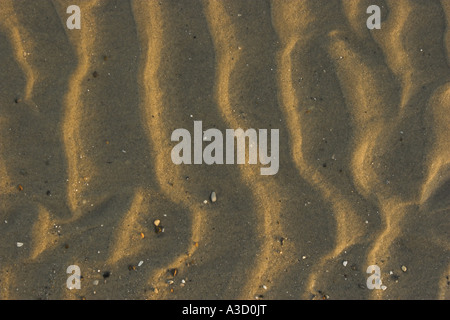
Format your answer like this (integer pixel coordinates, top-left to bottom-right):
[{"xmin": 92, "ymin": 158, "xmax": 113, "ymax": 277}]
[
  {"xmin": 343, "ymin": 261, "xmax": 348, "ymax": 267},
  {"xmin": 16, "ymin": 242, "xmax": 24, "ymax": 247},
  {"xmin": 93, "ymin": 280, "xmax": 99, "ymax": 286},
  {"xmin": 381, "ymin": 285, "xmax": 387, "ymax": 290},
  {"xmin": 153, "ymin": 219, "xmax": 164, "ymax": 234},
  {"xmin": 169, "ymin": 268, "xmax": 178, "ymax": 277},
  {"xmin": 210, "ymin": 191, "xmax": 217, "ymax": 203},
  {"xmin": 154, "ymin": 225, "xmax": 164, "ymax": 234},
  {"xmin": 138, "ymin": 261, "xmax": 143, "ymax": 267},
  {"xmin": 401, "ymin": 266, "xmax": 407, "ymax": 272}
]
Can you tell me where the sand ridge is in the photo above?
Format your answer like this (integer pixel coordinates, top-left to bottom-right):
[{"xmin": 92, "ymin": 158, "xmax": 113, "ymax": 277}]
[{"xmin": 0, "ymin": 0, "xmax": 448, "ymax": 300}]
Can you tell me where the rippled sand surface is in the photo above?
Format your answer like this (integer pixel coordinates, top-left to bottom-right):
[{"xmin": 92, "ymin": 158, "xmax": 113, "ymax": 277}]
[{"xmin": 0, "ymin": 0, "xmax": 449, "ymax": 299}]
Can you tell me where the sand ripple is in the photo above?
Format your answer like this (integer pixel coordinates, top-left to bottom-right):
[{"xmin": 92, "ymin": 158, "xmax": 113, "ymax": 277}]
[{"xmin": 0, "ymin": 0, "xmax": 448, "ymax": 299}]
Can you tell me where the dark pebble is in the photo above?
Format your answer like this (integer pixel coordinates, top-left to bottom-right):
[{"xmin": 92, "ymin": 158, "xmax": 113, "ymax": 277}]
[
  {"xmin": 154, "ymin": 225, "xmax": 164, "ymax": 234},
  {"xmin": 168, "ymin": 268, "xmax": 178, "ymax": 277}
]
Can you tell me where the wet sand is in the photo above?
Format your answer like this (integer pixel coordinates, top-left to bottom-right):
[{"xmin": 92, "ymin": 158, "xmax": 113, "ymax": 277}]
[{"xmin": 0, "ymin": 0, "xmax": 449, "ymax": 300}]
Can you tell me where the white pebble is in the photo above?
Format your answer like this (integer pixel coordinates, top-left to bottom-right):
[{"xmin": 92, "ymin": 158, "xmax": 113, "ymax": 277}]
[
  {"xmin": 343, "ymin": 260, "xmax": 348, "ymax": 267},
  {"xmin": 16, "ymin": 242, "xmax": 23, "ymax": 247},
  {"xmin": 138, "ymin": 261, "xmax": 144, "ymax": 267},
  {"xmin": 210, "ymin": 191, "xmax": 217, "ymax": 203}
]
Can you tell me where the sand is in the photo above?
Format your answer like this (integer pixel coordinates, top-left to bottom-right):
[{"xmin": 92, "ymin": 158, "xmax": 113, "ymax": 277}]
[{"xmin": 0, "ymin": 0, "xmax": 449, "ymax": 300}]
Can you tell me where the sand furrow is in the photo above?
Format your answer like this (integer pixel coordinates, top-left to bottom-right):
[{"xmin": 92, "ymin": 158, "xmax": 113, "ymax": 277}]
[
  {"xmin": 326, "ymin": 29, "xmax": 398, "ymax": 201},
  {"xmin": 29, "ymin": 205, "xmax": 55, "ymax": 261},
  {"xmin": 106, "ymin": 189, "xmax": 146, "ymax": 265},
  {"xmin": 371, "ymin": 0, "xmax": 450, "ymax": 115},
  {"xmin": 328, "ymin": 2, "xmax": 450, "ymax": 298},
  {"xmin": 341, "ymin": 0, "xmax": 375, "ymax": 40},
  {"xmin": 0, "ymin": 0, "xmax": 75, "ymax": 219},
  {"xmin": 0, "ymin": 1, "xmax": 37, "ymax": 108},
  {"xmin": 59, "ymin": 0, "xmax": 153, "ymax": 215},
  {"xmin": 420, "ymin": 83, "xmax": 450, "ymax": 207},
  {"xmin": 0, "ymin": 267, "xmax": 15, "ymax": 299},
  {"xmin": 204, "ymin": 0, "xmax": 289, "ymax": 300},
  {"xmin": 0, "ymin": 1, "xmax": 80, "ymax": 294},
  {"xmin": 271, "ymin": 1, "xmax": 370, "ymax": 298},
  {"xmin": 132, "ymin": 1, "xmax": 205, "ymax": 299},
  {"xmin": 60, "ymin": 0, "xmax": 99, "ymax": 215},
  {"xmin": 372, "ymin": 1, "xmax": 416, "ymax": 114},
  {"xmin": 0, "ymin": 0, "xmax": 448, "ymax": 300},
  {"xmin": 365, "ymin": 199, "xmax": 414, "ymax": 299}
]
